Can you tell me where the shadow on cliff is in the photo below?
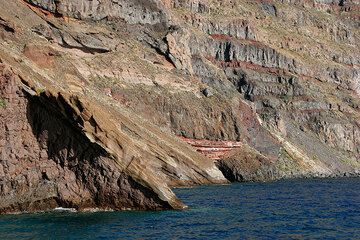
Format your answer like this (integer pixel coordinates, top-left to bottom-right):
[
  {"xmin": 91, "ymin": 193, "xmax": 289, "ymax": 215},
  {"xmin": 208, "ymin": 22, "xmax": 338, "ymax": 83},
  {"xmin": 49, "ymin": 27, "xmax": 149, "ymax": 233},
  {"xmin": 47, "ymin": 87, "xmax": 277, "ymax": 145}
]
[{"xmin": 25, "ymin": 92, "xmax": 172, "ymax": 210}]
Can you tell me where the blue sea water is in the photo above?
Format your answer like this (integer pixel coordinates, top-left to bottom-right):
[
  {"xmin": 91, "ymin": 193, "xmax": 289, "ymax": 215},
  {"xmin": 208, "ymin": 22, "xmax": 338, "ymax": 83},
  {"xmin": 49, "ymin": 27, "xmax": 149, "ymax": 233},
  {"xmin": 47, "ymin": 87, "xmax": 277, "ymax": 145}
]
[{"xmin": 1, "ymin": 178, "xmax": 360, "ymax": 239}]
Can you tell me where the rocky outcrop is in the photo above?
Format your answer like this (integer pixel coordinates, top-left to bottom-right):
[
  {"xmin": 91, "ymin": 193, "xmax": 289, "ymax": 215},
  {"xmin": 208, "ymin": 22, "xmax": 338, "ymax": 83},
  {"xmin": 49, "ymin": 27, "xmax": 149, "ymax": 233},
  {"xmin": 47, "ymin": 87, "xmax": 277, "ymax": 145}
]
[
  {"xmin": 26, "ymin": 0, "xmax": 170, "ymax": 26},
  {"xmin": 32, "ymin": 24, "xmax": 112, "ymax": 53},
  {"xmin": 217, "ymin": 144, "xmax": 277, "ymax": 182},
  {"xmin": 0, "ymin": 61, "xmax": 226, "ymax": 213},
  {"xmin": 0, "ymin": 64, "xmax": 171, "ymax": 213},
  {"xmin": 0, "ymin": 0, "xmax": 359, "ymax": 213}
]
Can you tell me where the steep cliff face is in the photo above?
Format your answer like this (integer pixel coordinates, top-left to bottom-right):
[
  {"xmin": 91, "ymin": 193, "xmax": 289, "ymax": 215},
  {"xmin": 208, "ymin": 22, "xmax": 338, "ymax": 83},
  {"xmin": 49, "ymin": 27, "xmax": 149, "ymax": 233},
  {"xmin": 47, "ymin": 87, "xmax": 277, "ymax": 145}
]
[
  {"xmin": 0, "ymin": 0, "xmax": 359, "ymax": 213},
  {"xmin": 0, "ymin": 63, "xmax": 225, "ymax": 213},
  {"xmin": 27, "ymin": 0, "xmax": 171, "ymax": 25},
  {"xmin": 0, "ymin": 0, "xmax": 227, "ymax": 212},
  {"xmin": 0, "ymin": 68, "xmax": 174, "ymax": 213}
]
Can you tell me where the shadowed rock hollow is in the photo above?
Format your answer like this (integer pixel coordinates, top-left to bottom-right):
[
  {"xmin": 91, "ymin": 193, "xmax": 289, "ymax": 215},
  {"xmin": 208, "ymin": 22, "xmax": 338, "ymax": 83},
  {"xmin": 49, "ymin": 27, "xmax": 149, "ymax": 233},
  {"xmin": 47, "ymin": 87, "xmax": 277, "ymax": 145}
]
[{"xmin": 0, "ymin": 0, "xmax": 359, "ymax": 213}]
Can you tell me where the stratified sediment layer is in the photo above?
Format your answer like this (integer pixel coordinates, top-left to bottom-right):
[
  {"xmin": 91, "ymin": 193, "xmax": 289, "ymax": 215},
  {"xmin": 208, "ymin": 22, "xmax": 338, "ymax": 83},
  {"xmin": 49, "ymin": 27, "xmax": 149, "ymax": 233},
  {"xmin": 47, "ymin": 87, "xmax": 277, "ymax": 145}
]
[{"xmin": 0, "ymin": 0, "xmax": 359, "ymax": 213}]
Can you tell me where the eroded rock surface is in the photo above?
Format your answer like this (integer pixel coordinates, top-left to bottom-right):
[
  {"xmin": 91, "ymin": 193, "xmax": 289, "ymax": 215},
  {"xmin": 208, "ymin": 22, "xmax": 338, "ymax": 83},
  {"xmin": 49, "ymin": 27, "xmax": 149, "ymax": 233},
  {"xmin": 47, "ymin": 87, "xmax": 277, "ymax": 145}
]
[
  {"xmin": 0, "ymin": 0, "xmax": 359, "ymax": 213},
  {"xmin": 0, "ymin": 64, "xmax": 226, "ymax": 213}
]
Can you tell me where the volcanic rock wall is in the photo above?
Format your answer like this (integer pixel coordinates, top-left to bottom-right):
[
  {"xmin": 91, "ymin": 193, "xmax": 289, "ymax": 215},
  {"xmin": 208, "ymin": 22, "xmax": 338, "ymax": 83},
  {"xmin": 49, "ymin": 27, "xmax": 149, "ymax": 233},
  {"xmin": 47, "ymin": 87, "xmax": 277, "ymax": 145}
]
[
  {"xmin": 0, "ymin": 64, "xmax": 178, "ymax": 213},
  {"xmin": 21, "ymin": 0, "xmax": 359, "ymax": 180},
  {"xmin": 0, "ymin": 0, "xmax": 359, "ymax": 213}
]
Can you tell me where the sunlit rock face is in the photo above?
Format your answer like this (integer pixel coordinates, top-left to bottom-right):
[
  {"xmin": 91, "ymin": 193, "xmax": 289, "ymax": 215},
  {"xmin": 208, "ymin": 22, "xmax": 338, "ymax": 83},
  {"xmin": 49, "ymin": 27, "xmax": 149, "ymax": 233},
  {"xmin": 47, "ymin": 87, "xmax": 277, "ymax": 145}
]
[{"xmin": 0, "ymin": 0, "xmax": 359, "ymax": 213}]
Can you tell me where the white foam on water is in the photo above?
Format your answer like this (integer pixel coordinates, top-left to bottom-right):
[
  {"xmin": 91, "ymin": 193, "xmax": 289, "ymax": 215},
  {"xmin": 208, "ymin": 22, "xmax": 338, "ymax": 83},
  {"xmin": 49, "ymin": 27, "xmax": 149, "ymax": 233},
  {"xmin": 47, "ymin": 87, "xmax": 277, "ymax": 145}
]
[{"xmin": 53, "ymin": 207, "xmax": 77, "ymax": 212}]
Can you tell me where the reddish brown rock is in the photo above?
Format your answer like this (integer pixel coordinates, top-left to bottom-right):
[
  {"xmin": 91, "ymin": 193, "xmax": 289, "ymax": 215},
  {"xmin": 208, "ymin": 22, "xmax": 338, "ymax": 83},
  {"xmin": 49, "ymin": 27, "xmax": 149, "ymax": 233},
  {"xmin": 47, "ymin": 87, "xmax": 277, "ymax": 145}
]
[
  {"xmin": 179, "ymin": 137, "xmax": 241, "ymax": 160},
  {"xmin": 23, "ymin": 45, "xmax": 59, "ymax": 69},
  {"xmin": 0, "ymin": 0, "xmax": 359, "ymax": 214},
  {"xmin": 0, "ymin": 63, "xmax": 226, "ymax": 214}
]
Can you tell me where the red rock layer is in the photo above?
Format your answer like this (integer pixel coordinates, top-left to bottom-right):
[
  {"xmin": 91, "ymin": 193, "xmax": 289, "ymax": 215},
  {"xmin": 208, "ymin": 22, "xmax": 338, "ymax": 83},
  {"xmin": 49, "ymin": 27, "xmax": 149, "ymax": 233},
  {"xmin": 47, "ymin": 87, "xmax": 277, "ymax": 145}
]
[{"xmin": 178, "ymin": 137, "xmax": 241, "ymax": 160}]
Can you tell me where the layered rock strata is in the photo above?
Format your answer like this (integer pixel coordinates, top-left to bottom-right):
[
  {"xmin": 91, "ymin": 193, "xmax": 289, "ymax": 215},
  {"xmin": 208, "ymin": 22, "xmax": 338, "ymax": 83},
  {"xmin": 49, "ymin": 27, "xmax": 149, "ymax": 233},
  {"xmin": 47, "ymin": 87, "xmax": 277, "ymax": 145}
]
[
  {"xmin": 179, "ymin": 137, "xmax": 242, "ymax": 160},
  {"xmin": 0, "ymin": 0, "xmax": 359, "ymax": 213},
  {"xmin": 18, "ymin": 0, "xmax": 360, "ymax": 170},
  {"xmin": 0, "ymin": 62, "xmax": 226, "ymax": 213}
]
